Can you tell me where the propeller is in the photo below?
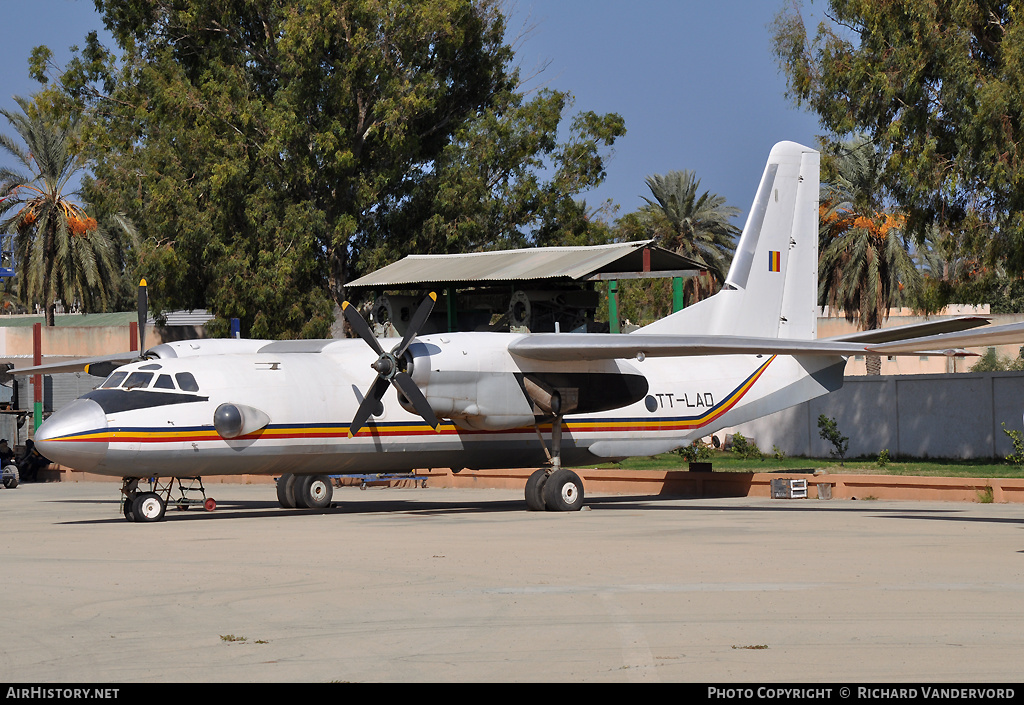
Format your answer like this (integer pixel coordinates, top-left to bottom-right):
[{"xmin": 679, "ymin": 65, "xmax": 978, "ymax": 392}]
[{"xmin": 342, "ymin": 291, "xmax": 439, "ymax": 436}]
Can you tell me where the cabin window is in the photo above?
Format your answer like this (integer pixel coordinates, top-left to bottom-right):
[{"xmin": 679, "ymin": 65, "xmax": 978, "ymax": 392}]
[
  {"xmin": 100, "ymin": 371, "xmax": 128, "ymax": 389},
  {"xmin": 154, "ymin": 374, "xmax": 176, "ymax": 390},
  {"xmin": 175, "ymin": 372, "xmax": 199, "ymax": 392},
  {"xmin": 123, "ymin": 372, "xmax": 154, "ymax": 390}
]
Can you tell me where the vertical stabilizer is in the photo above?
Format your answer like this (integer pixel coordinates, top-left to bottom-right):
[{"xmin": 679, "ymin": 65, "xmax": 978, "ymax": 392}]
[{"xmin": 638, "ymin": 141, "xmax": 819, "ymax": 339}]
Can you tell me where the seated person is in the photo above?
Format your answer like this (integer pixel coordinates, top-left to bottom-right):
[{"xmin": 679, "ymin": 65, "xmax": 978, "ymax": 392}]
[{"xmin": 18, "ymin": 440, "xmax": 50, "ymax": 483}]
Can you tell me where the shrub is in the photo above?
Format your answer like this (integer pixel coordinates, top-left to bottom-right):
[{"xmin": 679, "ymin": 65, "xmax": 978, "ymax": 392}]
[
  {"xmin": 731, "ymin": 433, "xmax": 763, "ymax": 461},
  {"xmin": 1002, "ymin": 422, "xmax": 1024, "ymax": 466},
  {"xmin": 678, "ymin": 440, "xmax": 712, "ymax": 463},
  {"xmin": 817, "ymin": 414, "xmax": 849, "ymax": 465}
]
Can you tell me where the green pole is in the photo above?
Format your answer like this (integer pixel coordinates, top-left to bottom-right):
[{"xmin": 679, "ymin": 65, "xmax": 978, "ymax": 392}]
[
  {"xmin": 609, "ymin": 280, "xmax": 620, "ymax": 334},
  {"xmin": 32, "ymin": 322, "xmax": 42, "ymax": 432},
  {"xmin": 672, "ymin": 276, "xmax": 685, "ymax": 312},
  {"xmin": 446, "ymin": 286, "xmax": 458, "ymax": 332}
]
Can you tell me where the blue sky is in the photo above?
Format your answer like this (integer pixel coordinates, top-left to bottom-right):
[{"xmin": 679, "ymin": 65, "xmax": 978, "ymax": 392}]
[{"xmin": 1, "ymin": 0, "xmax": 825, "ymax": 225}]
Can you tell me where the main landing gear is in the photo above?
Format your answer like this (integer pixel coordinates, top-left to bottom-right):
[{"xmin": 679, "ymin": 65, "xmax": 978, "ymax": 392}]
[
  {"xmin": 525, "ymin": 414, "xmax": 585, "ymax": 512},
  {"xmin": 120, "ymin": 477, "xmax": 216, "ymax": 523},
  {"xmin": 275, "ymin": 473, "xmax": 333, "ymax": 510}
]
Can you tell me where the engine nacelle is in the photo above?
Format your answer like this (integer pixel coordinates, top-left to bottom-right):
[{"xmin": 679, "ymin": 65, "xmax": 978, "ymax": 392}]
[{"xmin": 403, "ymin": 334, "xmax": 649, "ymax": 431}]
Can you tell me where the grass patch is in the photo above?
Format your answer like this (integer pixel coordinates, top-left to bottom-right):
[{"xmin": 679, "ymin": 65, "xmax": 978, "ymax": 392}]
[{"xmin": 577, "ymin": 452, "xmax": 1024, "ymax": 479}]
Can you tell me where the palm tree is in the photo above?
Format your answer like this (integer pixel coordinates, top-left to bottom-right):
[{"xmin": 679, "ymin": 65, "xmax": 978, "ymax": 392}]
[
  {"xmin": 818, "ymin": 136, "xmax": 921, "ymax": 373},
  {"xmin": 640, "ymin": 170, "xmax": 740, "ymax": 284},
  {"xmin": 0, "ymin": 96, "xmax": 128, "ymax": 325}
]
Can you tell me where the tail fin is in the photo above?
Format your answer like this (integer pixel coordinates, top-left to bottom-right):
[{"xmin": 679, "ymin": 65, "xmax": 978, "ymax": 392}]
[{"xmin": 639, "ymin": 141, "xmax": 819, "ymax": 339}]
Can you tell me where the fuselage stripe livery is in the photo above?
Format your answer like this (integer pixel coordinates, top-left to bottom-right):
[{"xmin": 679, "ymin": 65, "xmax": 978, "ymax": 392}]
[{"xmin": 41, "ymin": 356, "xmax": 776, "ymax": 445}]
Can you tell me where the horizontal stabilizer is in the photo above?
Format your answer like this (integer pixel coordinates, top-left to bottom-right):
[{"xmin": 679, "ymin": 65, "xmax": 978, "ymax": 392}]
[
  {"xmin": 822, "ymin": 316, "xmax": 990, "ymax": 345},
  {"xmin": 867, "ymin": 320, "xmax": 1024, "ymax": 355}
]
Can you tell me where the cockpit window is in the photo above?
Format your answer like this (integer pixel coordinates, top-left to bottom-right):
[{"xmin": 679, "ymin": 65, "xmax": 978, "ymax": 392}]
[
  {"xmin": 100, "ymin": 371, "xmax": 128, "ymax": 389},
  {"xmin": 154, "ymin": 374, "xmax": 176, "ymax": 390},
  {"xmin": 175, "ymin": 372, "xmax": 199, "ymax": 392},
  {"xmin": 123, "ymin": 372, "xmax": 154, "ymax": 390}
]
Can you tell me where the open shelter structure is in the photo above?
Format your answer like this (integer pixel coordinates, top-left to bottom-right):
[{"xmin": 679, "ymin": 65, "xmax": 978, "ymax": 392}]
[{"xmin": 345, "ymin": 239, "xmax": 707, "ymax": 335}]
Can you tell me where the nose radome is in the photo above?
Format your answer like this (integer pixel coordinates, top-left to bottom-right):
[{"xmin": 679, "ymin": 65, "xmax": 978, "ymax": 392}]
[{"xmin": 34, "ymin": 398, "xmax": 109, "ymax": 473}]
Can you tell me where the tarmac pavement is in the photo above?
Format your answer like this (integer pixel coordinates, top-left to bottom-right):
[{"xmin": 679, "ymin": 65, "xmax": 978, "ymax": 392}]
[{"xmin": 1, "ymin": 481, "xmax": 1022, "ymax": 683}]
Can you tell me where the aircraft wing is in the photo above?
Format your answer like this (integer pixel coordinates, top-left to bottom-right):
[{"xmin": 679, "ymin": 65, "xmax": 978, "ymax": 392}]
[
  {"xmin": 10, "ymin": 351, "xmax": 140, "ymax": 376},
  {"xmin": 509, "ymin": 320, "xmax": 1024, "ymax": 362},
  {"xmin": 508, "ymin": 334, "xmax": 871, "ymax": 361}
]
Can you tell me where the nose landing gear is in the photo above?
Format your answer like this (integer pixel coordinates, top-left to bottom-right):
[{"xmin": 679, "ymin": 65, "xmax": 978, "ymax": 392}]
[{"xmin": 120, "ymin": 477, "xmax": 216, "ymax": 523}]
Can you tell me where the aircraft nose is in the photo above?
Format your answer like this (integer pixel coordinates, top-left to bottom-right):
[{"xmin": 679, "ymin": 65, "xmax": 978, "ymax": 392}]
[{"xmin": 34, "ymin": 398, "xmax": 109, "ymax": 473}]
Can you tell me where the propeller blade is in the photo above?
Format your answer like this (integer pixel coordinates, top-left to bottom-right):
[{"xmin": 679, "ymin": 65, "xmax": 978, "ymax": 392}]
[
  {"xmin": 349, "ymin": 375, "xmax": 390, "ymax": 437},
  {"xmin": 392, "ymin": 371, "xmax": 438, "ymax": 430},
  {"xmin": 393, "ymin": 292, "xmax": 437, "ymax": 359},
  {"xmin": 137, "ymin": 279, "xmax": 148, "ymax": 354},
  {"xmin": 341, "ymin": 301, "xmax": 385, "ymax": 355}
]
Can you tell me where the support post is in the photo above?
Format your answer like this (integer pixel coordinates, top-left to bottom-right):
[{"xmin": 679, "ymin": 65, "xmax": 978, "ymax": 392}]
[
  {"xmin": 672, "ymin": 276, "xmax": 684, "ymax": 312},
  {"xmin": 608, "ymin": 280, "xmax": 620, "ymax": 334},
  {"xmin": 32, "ymin": 322, "xmax": 42, "ymax": 433},
  {"xmin": 446, "ymin": 286, "xmax": 458, "ymax": 332}
]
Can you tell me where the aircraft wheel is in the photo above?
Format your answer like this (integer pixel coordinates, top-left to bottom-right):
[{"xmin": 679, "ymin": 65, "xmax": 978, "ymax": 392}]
[
  {"xmin": 132, "ymin": 492, "xmax": 166, "ymax": 523},
  {"xmin": 2, "ymin": 464, "xmax": 18, "ymax": 489},
  {"xmin": 524, "ymin": 469, "xmax": 548, "ymax": 511},
  {"xmin": 276, "ymin": 473, "xmax": 296, "ymax": 508},
  {"xmin": 296, "ymin": 475, "xmax": 333, "ymax": 509},
  {"xmin": 542, "ymin": 469, "xmax": 584, "ymax": 512}
]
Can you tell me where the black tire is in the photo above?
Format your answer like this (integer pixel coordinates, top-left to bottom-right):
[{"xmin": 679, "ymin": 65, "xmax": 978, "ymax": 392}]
[
  {"xmin": 2, "ymin": 464, "xmax": 17, "ymax": 489},
  {"xmin": 295, "ymin": 475, "xmax": 333, "ymax": 509},
  {"xmin": 524, "ymin": 469, "xmax": 548, "ymax": 511},
  {"xmin": 132, "ymin": 492, "xmax": 166, "ymax": 523},
  {"xmin": 276, "ymin": 473, "xmax": 296, "ymax": 508},
  {"xmin": 542, "ymin": 469, "xmax": 584, "ymax": 512}
]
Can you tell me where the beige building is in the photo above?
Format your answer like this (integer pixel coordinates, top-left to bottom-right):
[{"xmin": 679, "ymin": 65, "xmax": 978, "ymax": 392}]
[{"xmin": 819, "ymin": 305, "xmax": 1024, "ymax": 375}]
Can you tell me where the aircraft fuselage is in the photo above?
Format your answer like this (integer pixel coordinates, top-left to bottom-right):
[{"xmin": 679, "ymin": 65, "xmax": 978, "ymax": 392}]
[{"xmin": 34, "ymin": 333, "xmax": 846, "ymax": 478}]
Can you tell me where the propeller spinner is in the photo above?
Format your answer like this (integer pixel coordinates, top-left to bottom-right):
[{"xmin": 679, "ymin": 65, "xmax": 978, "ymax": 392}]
[{"xmin": 342, "ymin": 292, "xmax": 439, "ymax": 436}]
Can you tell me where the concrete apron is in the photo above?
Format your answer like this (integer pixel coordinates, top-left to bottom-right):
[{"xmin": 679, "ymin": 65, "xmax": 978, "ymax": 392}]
[{"xmin": 43, "ymin": 465, "xmax": 1024, "ymax": 503}]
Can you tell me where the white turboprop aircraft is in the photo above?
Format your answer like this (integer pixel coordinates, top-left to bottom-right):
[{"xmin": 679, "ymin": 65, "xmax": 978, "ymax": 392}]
[{"xmin": 19, "ymin": 141, "xmax": 1024, "ymax": 522}]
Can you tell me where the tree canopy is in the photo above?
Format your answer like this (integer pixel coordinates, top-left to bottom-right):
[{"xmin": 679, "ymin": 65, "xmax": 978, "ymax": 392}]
[
  {"xmin": 817, "ymin": 136, "xmax": 920, "ymax": 334},
  {"xmin": 38, "ymin": 0, "xmax": 624, "ymax": 338},
  {"xmin": 0, "ymin": 95, "xmax": 136, "ymax": 324},
  {"xmin": 772, "ymin": 1, "xmax": 1024, "ymax": 282}
]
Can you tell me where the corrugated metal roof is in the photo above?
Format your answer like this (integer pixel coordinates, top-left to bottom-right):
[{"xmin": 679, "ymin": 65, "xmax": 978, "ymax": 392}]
[
  {"xmin": 0, "ymin": 312, "xmax": 136, "ymax": 328},
  {"xmin": 148, "ymin": 310, "xmax": 215, "ymax": 326},
  {"xmin": 0, "ymin": 310, "xmax": 215, "ymax": 327},
  {"xmin": 347, "ymin": 240, "xmax": 706, "ymax": 288}
]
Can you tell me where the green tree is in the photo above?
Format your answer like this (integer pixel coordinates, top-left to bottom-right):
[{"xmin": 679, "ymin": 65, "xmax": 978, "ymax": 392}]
[
  {"xmin": 43, "ymin": 0, "xmax": 623, "ymax": 338},
  {"xmin": 358, "ymin": 88, "xmax": 625, "ymax": 272},
  {"xmin": 605, "ymin": 170, "xmax": 738, "ymax": 326},
  {"xmin": 0, "ymin": 96, "xmax": 134, "ymax": 325},
  {"xmin": 632, "ymin": 170, "xmax": 739, "ymax": 283},
  {"xmin": 817, "ymin": 137, "xmax": 921, "ymax": 354},
  {"xmin": 772, "ymin": 1, "xmax": 1024, "ymax": 279}
]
